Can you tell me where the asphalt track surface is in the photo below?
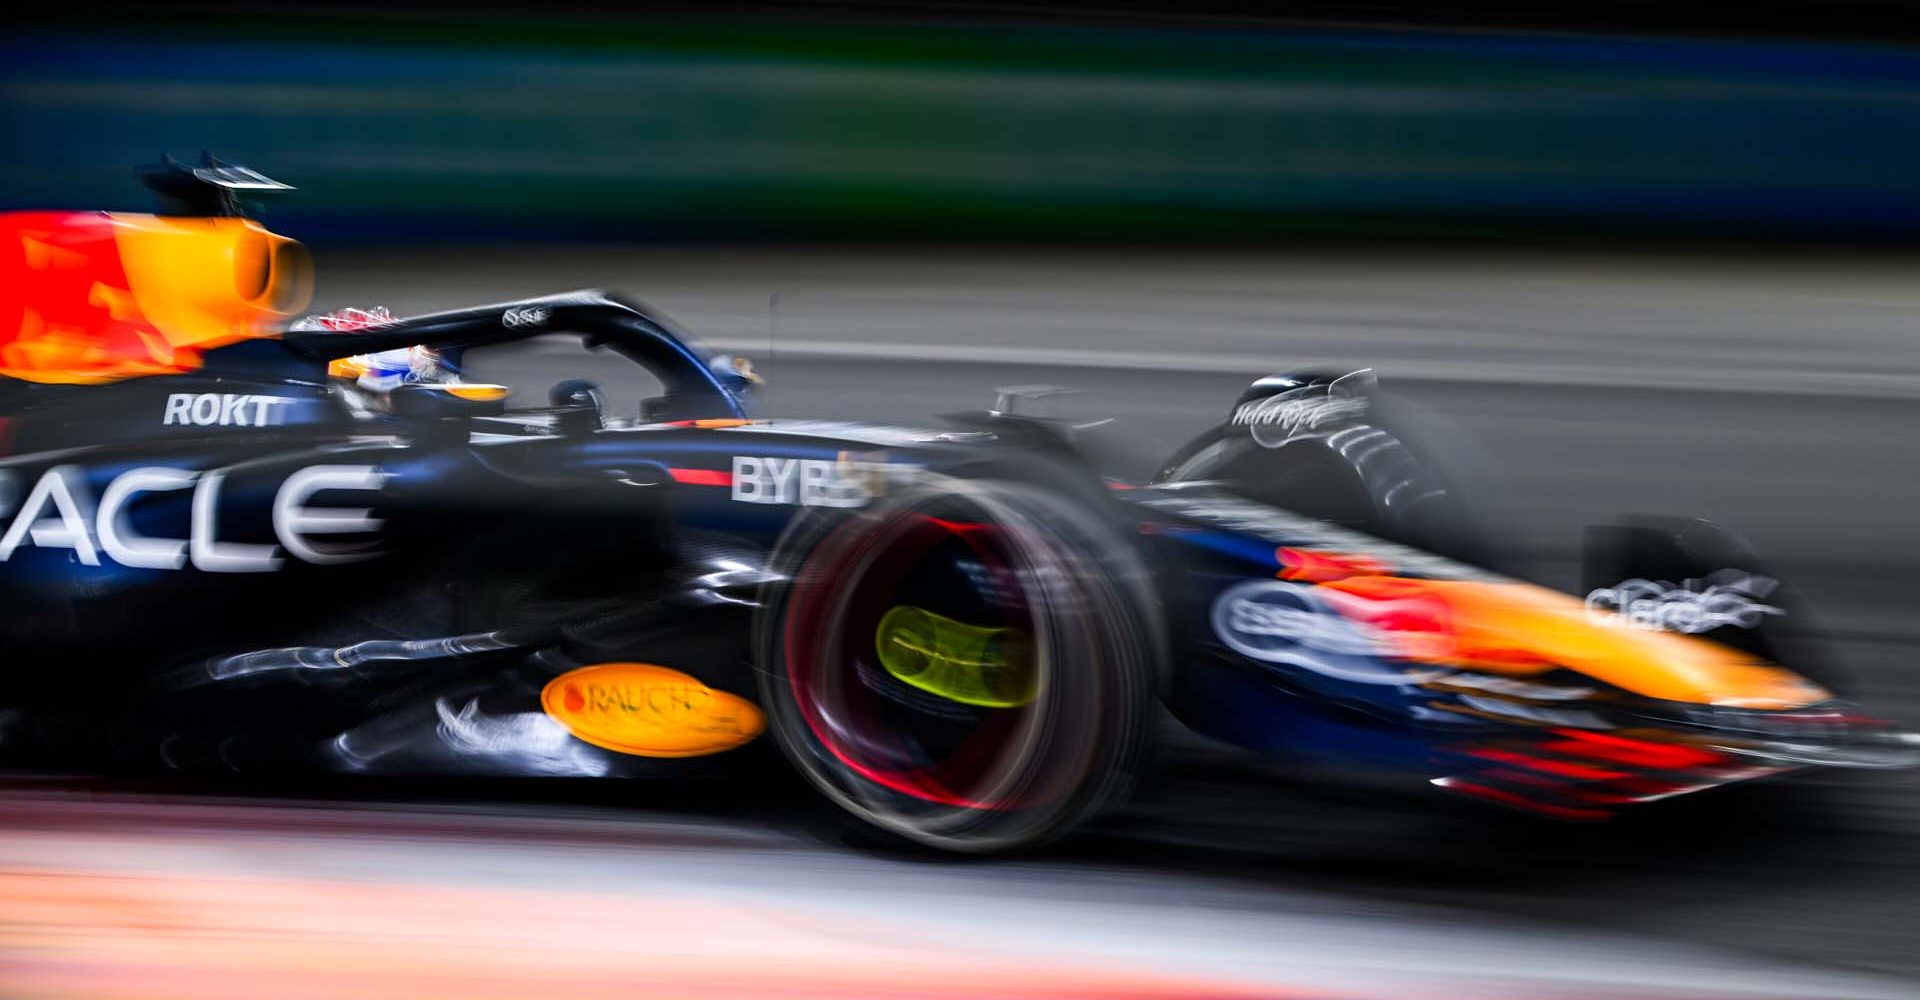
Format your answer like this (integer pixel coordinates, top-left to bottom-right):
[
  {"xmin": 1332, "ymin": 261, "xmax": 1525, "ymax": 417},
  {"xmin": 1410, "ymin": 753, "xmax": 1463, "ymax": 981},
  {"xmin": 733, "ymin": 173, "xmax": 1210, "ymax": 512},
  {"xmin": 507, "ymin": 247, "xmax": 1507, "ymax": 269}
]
[{"xmin": 9, "ymin": 248, "xmax": 1920, "ymax": 998}]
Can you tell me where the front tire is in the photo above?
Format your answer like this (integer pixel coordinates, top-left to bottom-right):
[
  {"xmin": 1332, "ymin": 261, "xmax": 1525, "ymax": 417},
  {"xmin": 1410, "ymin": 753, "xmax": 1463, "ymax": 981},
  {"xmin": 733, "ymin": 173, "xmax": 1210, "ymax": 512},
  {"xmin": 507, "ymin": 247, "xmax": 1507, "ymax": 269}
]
[{"xmin": 754, "ymin": 476, "xmax": 1161, "ymax": 854}]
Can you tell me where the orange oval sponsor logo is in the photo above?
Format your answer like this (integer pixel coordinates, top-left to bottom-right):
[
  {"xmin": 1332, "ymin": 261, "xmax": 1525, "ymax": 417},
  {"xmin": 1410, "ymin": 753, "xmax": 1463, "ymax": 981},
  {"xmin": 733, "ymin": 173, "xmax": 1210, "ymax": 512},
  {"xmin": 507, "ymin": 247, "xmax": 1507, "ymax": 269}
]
[{"xmin": 540, "ymin": 663, "xmax": 766, "ymax": 758}]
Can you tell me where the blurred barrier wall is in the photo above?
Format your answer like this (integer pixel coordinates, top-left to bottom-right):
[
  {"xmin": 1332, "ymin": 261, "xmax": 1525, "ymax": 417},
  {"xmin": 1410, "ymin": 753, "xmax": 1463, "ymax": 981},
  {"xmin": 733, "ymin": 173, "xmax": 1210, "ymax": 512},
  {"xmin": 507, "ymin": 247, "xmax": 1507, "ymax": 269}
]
[{"xmin": 6, "ymin": 16, "xmax": 1920, "ymax": 242}]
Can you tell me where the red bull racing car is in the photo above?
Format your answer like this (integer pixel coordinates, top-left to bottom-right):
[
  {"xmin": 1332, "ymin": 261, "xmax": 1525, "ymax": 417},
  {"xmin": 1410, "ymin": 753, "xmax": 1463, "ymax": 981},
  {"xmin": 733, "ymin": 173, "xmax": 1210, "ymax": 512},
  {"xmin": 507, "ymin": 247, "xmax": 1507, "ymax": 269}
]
[{"xmin": 0, "ymin": 160, "xmax": 1913, "ymax": 852}]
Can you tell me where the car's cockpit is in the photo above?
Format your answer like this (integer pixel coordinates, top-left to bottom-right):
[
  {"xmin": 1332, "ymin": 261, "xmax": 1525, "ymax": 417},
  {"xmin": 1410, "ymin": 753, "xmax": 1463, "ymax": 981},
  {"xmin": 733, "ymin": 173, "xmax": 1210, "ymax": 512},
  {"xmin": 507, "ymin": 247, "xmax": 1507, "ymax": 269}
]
[{"xmin": 293, "ymin": 296, "xmax": 762, "ymax": 440}]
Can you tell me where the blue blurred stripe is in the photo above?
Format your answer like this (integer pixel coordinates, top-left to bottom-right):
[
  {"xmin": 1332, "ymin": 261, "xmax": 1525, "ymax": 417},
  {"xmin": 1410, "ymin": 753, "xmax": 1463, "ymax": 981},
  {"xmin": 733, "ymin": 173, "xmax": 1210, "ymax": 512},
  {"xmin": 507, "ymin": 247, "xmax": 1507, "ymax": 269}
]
[{"xmin": 7, "ymin": 25, "xmax": 1920, "ymax": 240}]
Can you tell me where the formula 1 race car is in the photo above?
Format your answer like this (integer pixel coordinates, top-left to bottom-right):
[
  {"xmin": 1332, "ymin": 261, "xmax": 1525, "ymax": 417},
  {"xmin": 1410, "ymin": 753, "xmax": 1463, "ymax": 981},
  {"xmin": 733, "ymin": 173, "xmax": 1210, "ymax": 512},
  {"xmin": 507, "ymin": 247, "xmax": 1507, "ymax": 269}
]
[{"xmin": 1, "ymin": 161, "xmax": 1913, "ymax": 852}]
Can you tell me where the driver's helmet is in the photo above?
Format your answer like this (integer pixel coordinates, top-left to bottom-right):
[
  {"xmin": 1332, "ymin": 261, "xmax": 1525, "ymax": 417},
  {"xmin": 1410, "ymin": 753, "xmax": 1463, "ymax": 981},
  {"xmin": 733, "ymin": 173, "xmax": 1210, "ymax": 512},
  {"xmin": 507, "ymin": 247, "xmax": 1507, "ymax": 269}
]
[
  {"xmin": 333, "ymin": 343, "xmax": 458, "ymax": 391},
  {"xmin": 296, "ymin": 306, "xmax": 461, "ymax": 391}
]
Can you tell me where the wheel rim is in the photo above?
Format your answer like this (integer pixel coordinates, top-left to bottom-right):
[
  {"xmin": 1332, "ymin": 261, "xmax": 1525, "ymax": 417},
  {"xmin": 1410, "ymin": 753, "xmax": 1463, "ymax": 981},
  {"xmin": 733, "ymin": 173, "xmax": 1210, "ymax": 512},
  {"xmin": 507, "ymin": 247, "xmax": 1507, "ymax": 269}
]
[{"xmin": 784, "ymin": 500, "xmax": 1051, "ymax": 811}]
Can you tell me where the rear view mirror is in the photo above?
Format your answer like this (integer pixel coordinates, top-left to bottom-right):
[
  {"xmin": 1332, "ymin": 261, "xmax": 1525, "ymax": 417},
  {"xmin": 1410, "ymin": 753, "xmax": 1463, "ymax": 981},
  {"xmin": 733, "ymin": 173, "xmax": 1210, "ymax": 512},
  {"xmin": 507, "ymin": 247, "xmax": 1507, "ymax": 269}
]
[{"xmin": 548, "ymin": 379, "xmax": 607, "ymax": 435}]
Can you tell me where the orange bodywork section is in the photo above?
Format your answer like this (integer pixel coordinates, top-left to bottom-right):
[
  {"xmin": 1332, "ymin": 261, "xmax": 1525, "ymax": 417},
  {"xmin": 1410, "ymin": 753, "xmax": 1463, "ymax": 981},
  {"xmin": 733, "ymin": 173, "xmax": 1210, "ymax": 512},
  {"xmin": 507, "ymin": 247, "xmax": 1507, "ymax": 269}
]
[
  {"xmin": 0, "ymin": 211, "xmax": 311, "ymax": 384},
  {"xmin": 1320, "ymin": 575, "xmax": 1830, "ymax": 709},
  {"xmin": 541, "ymin": 663, "xmax": 766, "ymax": 758},
  {"xmin": 1276, "ymin": 547, "xmax": 1393, "ymax": 582},
  {"xmin": 437, "ymin": 383, "xmax": 511, "ymax": 402}
]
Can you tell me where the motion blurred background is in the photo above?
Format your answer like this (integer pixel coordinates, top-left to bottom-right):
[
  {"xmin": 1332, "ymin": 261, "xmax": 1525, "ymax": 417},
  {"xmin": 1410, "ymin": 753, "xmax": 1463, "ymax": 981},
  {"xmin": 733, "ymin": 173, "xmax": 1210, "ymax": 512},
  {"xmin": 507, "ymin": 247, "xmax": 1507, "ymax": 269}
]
[
  {"xmin": 7, "ymin": 2, "xmax": 1920, "ymax": 997},
  {"xmin": 16, "ymin": 1, "xmax": 1920, "ymax": 242}
]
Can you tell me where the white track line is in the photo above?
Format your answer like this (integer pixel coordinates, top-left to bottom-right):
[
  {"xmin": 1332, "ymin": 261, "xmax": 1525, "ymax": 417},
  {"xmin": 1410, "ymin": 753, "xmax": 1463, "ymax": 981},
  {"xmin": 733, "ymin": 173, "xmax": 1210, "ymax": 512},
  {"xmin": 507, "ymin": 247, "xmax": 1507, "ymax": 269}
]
[{"xmin": 675, "ymin": 337, "xmax": 1920, "ymax": 399}]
